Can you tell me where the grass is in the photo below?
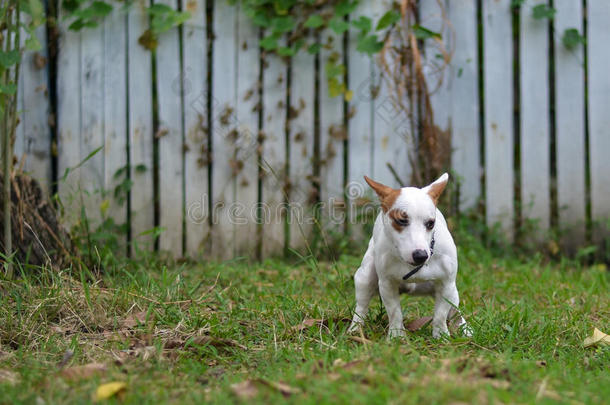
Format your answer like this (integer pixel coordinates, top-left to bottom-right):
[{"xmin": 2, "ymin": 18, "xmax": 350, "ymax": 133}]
[{"xmin": 0, "ymin": 232, "xmax": 609, "ymax": 404}]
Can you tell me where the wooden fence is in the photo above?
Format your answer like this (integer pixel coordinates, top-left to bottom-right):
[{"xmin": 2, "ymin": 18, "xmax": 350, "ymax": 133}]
[{"xmin": 13, "ymin": 0, "xmax": 609, "ymax": 259}]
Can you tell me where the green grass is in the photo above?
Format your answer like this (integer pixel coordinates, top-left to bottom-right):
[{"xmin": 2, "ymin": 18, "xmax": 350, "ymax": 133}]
[{"xmin": 0, "ymin": 235, "xmax": 608, "ymax": 404}]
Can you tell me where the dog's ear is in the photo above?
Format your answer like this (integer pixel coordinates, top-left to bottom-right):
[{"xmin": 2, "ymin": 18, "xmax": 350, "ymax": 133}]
[
  {"xmin": 424, "ymin": 172, "xmax": 449, "ymax": 205},
  {"xmin": 364, "ymin": 176, "xmax": 400, "ymax": 212}
]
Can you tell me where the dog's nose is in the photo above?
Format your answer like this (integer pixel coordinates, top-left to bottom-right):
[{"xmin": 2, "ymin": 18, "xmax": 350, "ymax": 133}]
[{"xmin": 412, "ymin": 249, "xmax": 428, "ymax": 265}]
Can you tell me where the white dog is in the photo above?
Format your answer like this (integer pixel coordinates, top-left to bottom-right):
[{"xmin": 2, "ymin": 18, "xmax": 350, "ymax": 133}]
[{"xmin": 348, "ymin": 173, "xmax": 470, "ymax": 339}]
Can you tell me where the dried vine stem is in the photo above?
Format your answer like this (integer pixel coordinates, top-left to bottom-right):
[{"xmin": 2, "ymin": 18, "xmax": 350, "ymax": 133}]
[{"xmin": 378, "ymin": 0, "xmax": 454, "ymax": 186}]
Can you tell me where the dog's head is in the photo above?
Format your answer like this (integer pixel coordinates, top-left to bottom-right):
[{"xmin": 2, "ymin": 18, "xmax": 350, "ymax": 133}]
[{"xmin": 364, "ymin": 173, "xmax": 449, "ymax": 266}]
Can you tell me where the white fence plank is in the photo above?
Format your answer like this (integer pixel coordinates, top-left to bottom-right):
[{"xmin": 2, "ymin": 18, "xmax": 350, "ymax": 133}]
[
  {"xmin": 483, "ymin": 0, "xmax": 514, "ymax": 237},
  {"xmin": 80, "ymin": 24, "xmax": 105, "ymax": 227},
  {"xmin": 211, "ymin": 0, "xmax": 238, "ymax": 259},
  {"xmin": 554, "ymin": 0, "xmax": 585, "ymax": 246},
  {"xmin": 234, "ymin": 9, "xmax": 259, "ymax": 257},
  {"xmin": 21, "ymin": 25, "xmax": 51, "ymax": 190},
  {"xmin": 288, "ymin": 40, "xmax": 315, "ymax": 252},
  {"xmin": 372, "ymin": 1, "xmax": 408, "ymax": 188},
  {"xmin": 128, "ymin": 0, "xmax": 155, "ymax": 251},
  {"xmin": 57, "ymin": 20, "xmax": 81, "ymax": 224},
  {"xmin": 261, "ymin": 47, "xmax": 287, "ymax": 257},
  {"xmin": 156, "ymin": 0, "xmax": 184, "ymax": 257},
  {"xmin": 520, "ymin": 0, "xmax": 550, "ymax": 232},
  {"xmin": 103, "ymin": 6, "xmax": 128, "ymax": 239},
  {"xmin": 587, "ymin": 2, "xmax": 610, "ymax": 239},
  {"xmin": 449, "ymin": 0, "xmax": 480, "ymax": 209},
  {"xmin": 320, "ymin": 28, "xmax": 345, "ymax": 232},
  {"xmin": 183, "ymin": 0, "xmax": 209, "ymax": 257}
]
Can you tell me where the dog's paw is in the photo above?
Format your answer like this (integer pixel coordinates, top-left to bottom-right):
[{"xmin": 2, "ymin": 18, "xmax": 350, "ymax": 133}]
[
  {"xmin": 432, "ymin": 326, "xmax": 450, "ymax": 339},
  {"xmin": 347, "ymin": 322, "xmax": 362, "ymax": 334},
  {"xmin": 459, "ymin": 324, "xmax": 474, "ymax": 338},
  {"xmin": 387, "ymin": 327, "xmax": 407, "ymax": 339}
]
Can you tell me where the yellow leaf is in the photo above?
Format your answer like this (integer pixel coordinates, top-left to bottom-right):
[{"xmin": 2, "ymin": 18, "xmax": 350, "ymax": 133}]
[
  {"xmin": 100, "ymin": 199, "xmax": 110, "ymax": 217},
  {"xmin": 583, "ymin": 328, "xmax": 610, "ymax": 348},
  {"xmin": 344, "ymin": 90, "xmax": 353, "ymax": 102},
  {"xmin": 95, "ymin": 381, "xmax": 126, "ymax": 401}
]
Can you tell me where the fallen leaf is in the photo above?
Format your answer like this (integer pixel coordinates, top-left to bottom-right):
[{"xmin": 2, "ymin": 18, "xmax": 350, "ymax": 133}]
[
  {"xmin": 406, "ymin": 316, "xmax": 432, "ymax": 332},
  {"xmin": 0, "ymin": 369, "xmax": 19, "ymax": 385},
  {"xmin": 583, "ymin": 328, "xmax": 610, "ymax": 348},
  {"xmin": 231, "ymin": 380, "xmax": 259, "ymax": 399},
  {"xmin": 60, "ymin": 363, "xmax": 107, "ymax": 381},
  {"xmin": 95, "ymin": 381, "xmax": 126, "ymax": 401},
  {"xmin": 122, "ymin": 311, "xmax": 148, "ymax": 329},
  {"xmin": 260, "ymin": 379, "xmax": 301, "ymax": 396},
  {"xmin": 292, "ymin": 318, "xmax": 350, "ymax": 333}
]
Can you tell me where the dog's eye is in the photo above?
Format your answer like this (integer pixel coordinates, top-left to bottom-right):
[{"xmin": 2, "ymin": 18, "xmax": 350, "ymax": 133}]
[
  {"xmin": 425, "ymin": 220, "xmax": 435, "ymax": 230},
  {"xmin": 394, "ymin": 217, "xmax": 409, "ymax": 227}
]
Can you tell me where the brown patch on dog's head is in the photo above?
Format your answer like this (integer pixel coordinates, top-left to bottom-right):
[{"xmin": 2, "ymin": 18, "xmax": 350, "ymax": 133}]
[
  {"xmin": 388, "ymin": 209, "xmax": 409, "ymax": 232},
  {"xmin": 364, "ymin": 176, "xmax": 401, "ymax": 213},
  {"xmin": 426, "ymin": 173, "xmax": 449, "ymax": 206}
]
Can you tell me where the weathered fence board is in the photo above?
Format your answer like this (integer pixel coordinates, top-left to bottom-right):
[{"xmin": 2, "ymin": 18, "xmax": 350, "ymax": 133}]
[
  {"xmin": 103, "ymin": 6, "xmax": 128, "ymax": 240},
  {"xmin": 554, "ymin": 0, "xmax": 585, "ymax": 247},
  {"xmin": 128, "ymin": 1, "xmax": 155, "ymax": 251},
  {"xmin": 156, "ymin": 0, "xmax": 185, "ymax": 257},
  {"xmin": 288, "ymin": 42, "xmax": 315, "ymax": 251},
  {"xmin": 183, "ymin": 0, "xmax": 208, "ymax": 257},
  {"xmin": 520, "ymin": 0, "xmax": 550, "ymax": 232},
  {"xmin": 234, "ymin": 7, "xmax": 260, "ymax": 257},
  {"xmin": 449, "ymin": 0, "xmax": 480, "ymax": 210},
  {"xmin": 21, "ymin": 25, "xmax": 51, "ymax": 191},
  {"xmin": 483, "ymin": 0, "xmax": 514, "ymax": 237},
  {"xmin": 211, "ymin": 0, "xmax": 238, "ymax": 259},
  {"xmin": 56, "ymin": 22, "xmax": 81, "ymax": 224},
  {"xmin": 261, "ymin": 45, "xmax": 287, "ymax": 257},
  {"xmin": 587, "ymin": 1, "xmax": 610, "ymax": 240}
]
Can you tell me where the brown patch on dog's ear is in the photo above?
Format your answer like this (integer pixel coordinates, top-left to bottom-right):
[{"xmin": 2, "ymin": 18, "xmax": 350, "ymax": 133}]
[
  {"xmin": 426, "ymin": 173, "xmax": 449, "ymax": 206},
  {"xmin": 364, "ymin": 176, "xmax": 401, "ymax": 212}
]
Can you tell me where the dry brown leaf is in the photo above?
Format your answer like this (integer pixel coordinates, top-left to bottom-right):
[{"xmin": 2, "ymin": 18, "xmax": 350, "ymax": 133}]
[
  {"xmin": 60, "ymin": 363, "xmax": 107, "ymax": 381},
  {"xmin": 292, "ymin": 318, "xmax": 350, "ymax": 333},
  {"xmin": 406, "ymin": 316, "xmax": 433, "ymax": 332},
  {"xmin": 583, "ymin": 328, "xmax": 610, "ymax": 348},
  {"xmin": 231, "ymin": 380, "xmax": 259, "ymax": 400},
  {"xmin": 0, "ymin": 369, "xmax": 20, "ymax": 385},
  {"xmin": 122, "ymin": 311, "xmax": 148, "ymax": 329},
  {"xmin": 260, "ymin": 379, "xmax": 301, "ymax": 396}
]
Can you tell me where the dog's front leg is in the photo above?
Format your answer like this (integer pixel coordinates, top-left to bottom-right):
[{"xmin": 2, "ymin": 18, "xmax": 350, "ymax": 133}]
[
  {"xmin": 431, "ymin": 281, "xmax": 459, "ymax": 338},
  {"xmin": 379, "ymin": 279, "xmax": 405, "ymax": 338}
]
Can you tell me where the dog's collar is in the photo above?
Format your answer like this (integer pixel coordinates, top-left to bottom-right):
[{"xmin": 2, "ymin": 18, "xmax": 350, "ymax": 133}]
[{"xmin": 402, "ymin": 232, "xmax": 435, "ymax": 281}]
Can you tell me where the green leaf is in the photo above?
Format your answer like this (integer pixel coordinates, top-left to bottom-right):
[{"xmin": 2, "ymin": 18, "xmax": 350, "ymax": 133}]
[
  {"xmin": 532, "ymin": 4, "xmax": 556, "ymax": 20},
  {"xmin": 148, "ymin": 3, "xmax": 174, "ymax": 15},
  {"xmin": 307, "ymin": 43, "xmax": 321, "ymax": 54},
  {"xmin": 260, "ymin": 34, "xmax": 279, "ymax": 50},
  {"xmin": 412, "ymin": 24, "xmax": 441, "ymax": 40},
  {"xmin": 75, "ymin": 1, "xmax": 112, "ymax": 19},
  {"xmin": 351, "ymin": 16, "xmax": 372, "ymax": 33},
  {"xmin": 329, "ymin": 17, "xmax": 349, "ymax": 34},
  {"xmin": 356, "ymin": 34, "xmax": 383, "ymax": 55},
  {"xmin": 0, "ymin": 50, "xmax": 21, "ymax": 68},
  {"xmin": 0, "ymin": 83, "xmax": 17, "ymax": 95},
  {"xmin": 271, "ymin": 16, "xmax": 295, "ymax": 34},
  {"xmin": 250, "ymin": 10, "xmax": 271, "ymax": 27},
  {"xmin": 278, "ymin": 46, "xmax": 296, "ymax": 57},
  {"xmin": 304, "ymin": 15, "xmax": 324, "ymax": 29},
  {"xmin": 376, "ymin": 10, "xmax": 400, "ymax": 31},
  {"xmin": 511, "ymin": 0, "xmax": 526, "ymax": 8},
  {"xmin": 328, "ymin": 77, "xmax": 345, "ymax": 98},
  {"xmin": 336, "ymin": 0, "xmax": 358, "ymax": 17},
  {"xmin": 562, "ymin": 28, "xmax": 585, "ymax": 49},
  {"xmin": 325, "ymin": 61, "xmax": 345, "ymax": 78},
  {"xmin": 135, "ymin": 164, "xmax": 147, "ymax": 173}
]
